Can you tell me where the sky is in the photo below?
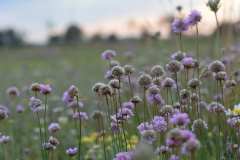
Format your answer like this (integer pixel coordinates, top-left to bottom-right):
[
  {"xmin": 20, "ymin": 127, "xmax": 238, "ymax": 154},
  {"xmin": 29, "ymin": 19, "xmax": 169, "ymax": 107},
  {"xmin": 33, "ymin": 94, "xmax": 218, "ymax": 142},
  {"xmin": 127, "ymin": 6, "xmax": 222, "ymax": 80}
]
[{"xmin": 0, "ymin": 0, "xmax": 239, "ymax": 43}]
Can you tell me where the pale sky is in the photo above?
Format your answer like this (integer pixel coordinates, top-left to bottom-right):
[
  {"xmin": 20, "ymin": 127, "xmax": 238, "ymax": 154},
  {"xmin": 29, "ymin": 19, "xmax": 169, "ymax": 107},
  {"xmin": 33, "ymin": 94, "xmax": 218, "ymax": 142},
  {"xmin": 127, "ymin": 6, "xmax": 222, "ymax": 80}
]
[{"xmin": 0, "ymin": 0, "xmax": 239, "ymax": 43}]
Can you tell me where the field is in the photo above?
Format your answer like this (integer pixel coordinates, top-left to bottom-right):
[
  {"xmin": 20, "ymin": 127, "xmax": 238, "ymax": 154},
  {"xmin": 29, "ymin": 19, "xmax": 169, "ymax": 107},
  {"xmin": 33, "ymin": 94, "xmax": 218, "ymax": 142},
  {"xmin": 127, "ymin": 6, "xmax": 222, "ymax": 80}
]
[{"xmin": 0, "ymin": 31, "xmax": 240, "ymax": 160}]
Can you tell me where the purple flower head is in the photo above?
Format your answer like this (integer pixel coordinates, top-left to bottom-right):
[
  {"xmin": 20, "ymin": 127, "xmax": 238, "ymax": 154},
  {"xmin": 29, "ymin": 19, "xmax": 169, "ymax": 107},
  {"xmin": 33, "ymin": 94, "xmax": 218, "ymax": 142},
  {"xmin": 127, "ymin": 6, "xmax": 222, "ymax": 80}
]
[
  {"xmin": 105, "ymin": 70, "xmax": 114, "ymax": 80},
  {"xmin": 62, "ymin": 91, "xmax": 74, "ymax": 104},
  {"xmin": 122, "ymin": 102, "xmax": 134, "ymax": 110},
  {"xmin": 0, "ymin": 105, "xmax": 9, "ymax": 120},
  {"xmin": 111, "ymin": 121, "xmax": 120, "ymax": 133},
  {"xmin": 29, "ymin": 97, "xmax": 43, "ymax": 113},
  {"xmin": 39, "ymin": 84, "xmax": 52, "ymax": 95},
  {"xmin": 181, "ymin": 57, "xmax": 194, "ymax": 69},
  {"xmin": 137, "ymin": 122, "xmax": 153, "ymax": 135},
  {"xmin": 180, "ymin": 130, "xmax": 196, "ymax": 142},
  {"xmin": 0, "ymin": 135, "xmax": 10, "ymax": 144},
  {"xmin": 186, "ymin": 10, "xmax": 202, "ymax": 26},
  {"xmin": 147, "ymin": 93, "xmax": 165, "ymax": 106},
  {"xmin": 169, "ymin": 155, "xmax": 180, "ymax": 160},
  {"xmin": 170, "ymin": 112, "xmax": 190, "ymax": 127},
  {"xmin": 181, "ymin": 137, "xmax": 200, "ymax": 154},
  {"xmin": 6, "ymin": 86, "xmax": 20, "ymax": 97},
  {"xmin": 171, "ymin": 18, "xmax": 189, "ymax": 33},
  {"xmin": 66, "ymin": 147, "xmax": 78, "ymax": 157},
  {"xmin": 117, "ymin": 107, "xmax": 134, "ymax": 120},
  {"xmin": 16, "ymin": 104, "xmax": 25, "ymax": 113},
  {"xmin": 114, "ymin": 152, "xmax": 132, "ymax": 160},
  {"xmin": 72, "ymin": 112, "xmax": 88, "ymax": 120},
  {"xmin": 152, "ymin": 116, "xmax": 167, "ymax": 133},
  {"xmin": 101, "ymin": 49, "xmax": 116, "ymax": 60},
  {"xmin": 48, "ymin": 122, "xmax": 61, "ymax": 133}
]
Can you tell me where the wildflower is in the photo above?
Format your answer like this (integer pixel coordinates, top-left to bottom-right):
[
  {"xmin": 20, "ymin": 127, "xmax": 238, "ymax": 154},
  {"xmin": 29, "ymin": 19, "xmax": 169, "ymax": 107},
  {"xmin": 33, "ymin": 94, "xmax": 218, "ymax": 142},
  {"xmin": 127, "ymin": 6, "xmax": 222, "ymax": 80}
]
[
  {"xmin": 29, "ymin": 97, "xmax": 43, "ymax": 113},
  {"xmin": 92, "ymin": 82, "xmax": 105, "ymax": 94},
  {"xmin": 207, "ymin": 0, "xmax": 221, "ymax": 13},
  {"xmin": 171, "ymin": 18, "xmax": 189, "ymax": 33},
  {"xmin": 39, "ymin": 84, "xmax": 52, "ymax": 95},
  {"xmin": 214, "ymin": 71, "xmax": 227, "ymax": 81},
  {"xmin": 171, "ymin": 51, "xmax": 186, "ymax": 61},
  {"xmin": 181, "ymin": 57, "xmax": 195, "ymax": 69},
  {"xmin": 43, "ymin": 142, "xmax": 56, "ymax": 151},
  {"xmin": 137, "ymin": 122, "xmax": 153, "ymax": 135},
  {"xmin": 208, "ymin": 60, "xmax": 225, "ymax": 73},
  {"xmin": 152, "ymin": 116, "xmax": 167, "ymax": 133},
  {"xmin": 166, "ymin": 60, "xmax": 183, "ymax": 73},
  {"xmin": 181, "ymin": 138, "xmax": 200, "ymax": 154},
  {"xmin": 101, "ymin": 49, "xmax": 116, "ymax": 60},
  {"xmin": 48, "ymin": 122, "xmax": 61, "ymax": 133},
  {"xmin": 122, "ymin": 101, "xmax": 134, "ymax": 110},
  {"xmin": 6, "ymin": 86, "xmax": 20, "ymax": 97},
  {"xmin": 124, "ymin": 65, "xmax": 135, "ymax": 75},
  {"xmin": 155, "ymin": 145, "xmax": 171, "ymax": 155},
  {"xmin": 72, "ymin": 112, "xmax": 88, "ymax": 120},
  {"xmin": 111, "ymin": 66, "xmax": 125, "ymax": 78},
  {"xmin": 48, "ymin": 136, "xmax": 60, "ymax": 146},
  {"xmin": 67, "ymin": 100, "xmax": 84, "ymax": 110},
  {"xmin": 186, "ymin": 10, "xmax": 202, "ymax": 26},
  {"xmin": 225, "ymin": 79, "xmax": 237, "ymax": 88},
  {"xmin": 188, "ymin": 79, "xmax": 201, "ymax": 89},
  {"xmin": 109, "ymin": 79, "xmax": 120, "ymax": 89},
  {"xmin": 66, "ymin": 147, "xmax": 78, "ymax": 157},
  {"xmin": 160, "ymin": 105, "xmax": 174, "ymax": 116},
  {"xmin": 141, "ymin": 130, "xmax": 157, "ymax": 144},
  {"xmin": 138, "ymin": 73, "xmax": 152, "ymax": 88},
  {"xmin": 170, "ymin": 112, "xmax": 190, "ymax": 127},
  {"xmin": 150, "ymin": 65, "xmax": 164, "ymax": 77},
  {"xmin": 62, "ymin": 85, "xmax": 79, "ymax": 104},
  {"xmin": 0, "ymin": 105, "xmax": 9, "ymax": 120},
  {"xmin": 99, "ymin": 84, "xmax": 113, "ymax": 96},
  {"xmin": 0, "ymin": 135, "xmax": 10, "ymax": 144},
  {"xmin": 162, "ymin": 77, "xmax": 176, "ymax": 88},
  {"xmin": 118, "ymin": 107, "xmax": 134, "ymax": 121},
  {"xmin": 16, "ymin": 104, "xmax": 25, "ymax": 113},
  {"xmin": 114, "ymin": 152, "xmax": 132, "ymax": 160},
  {"xmin": 169, "ymin": 155, "xmax": 180, "ymax": 160},
  {"xmin": 131, "ymin": 95, "xmax": 142, "ymax": 104},
  {"xmin": 30, "ymin": 83, "xmax": 41, "ymax": 92},
  {"xmin": 192, "ymin": 119, "xmax": 208, "ymax": 132},
  {"xmin": 207, "ymin": 102, "xmax": 225, "ymax": 113}
]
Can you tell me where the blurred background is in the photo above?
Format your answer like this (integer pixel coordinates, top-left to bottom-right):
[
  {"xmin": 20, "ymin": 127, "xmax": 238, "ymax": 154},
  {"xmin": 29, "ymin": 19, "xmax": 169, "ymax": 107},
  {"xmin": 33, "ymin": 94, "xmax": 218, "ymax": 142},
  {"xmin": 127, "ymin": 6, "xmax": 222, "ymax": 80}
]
[
  {"xmin": 0, "ymin": 0, "xmax": 240, "ymax": 45},
  {"xmin": 0, "ymin": 0, "xmax": 240, "ymax": 100}
]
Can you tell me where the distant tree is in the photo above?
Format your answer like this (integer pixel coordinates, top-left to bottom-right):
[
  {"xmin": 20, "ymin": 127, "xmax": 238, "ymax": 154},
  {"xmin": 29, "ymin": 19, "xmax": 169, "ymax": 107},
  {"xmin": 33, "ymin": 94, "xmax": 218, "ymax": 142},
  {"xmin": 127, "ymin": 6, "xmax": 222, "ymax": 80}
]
[
  {"xmin": 0, "ymin": 29, "xmax": 23, "ymax": 46},
  {"xmin": 48, "ymin": 34, "xmax": 63, "ymax": 45},
  {"xmin": 64, "ymin": 24, "xmax": 83, "ymax": 43},
  {"xmin": 91, "ymin": 33, "xmax": 103, "ymax": 42},
  {"xmin": 107, "ymin": 33, "xmax": 118, "ymax": 42}
]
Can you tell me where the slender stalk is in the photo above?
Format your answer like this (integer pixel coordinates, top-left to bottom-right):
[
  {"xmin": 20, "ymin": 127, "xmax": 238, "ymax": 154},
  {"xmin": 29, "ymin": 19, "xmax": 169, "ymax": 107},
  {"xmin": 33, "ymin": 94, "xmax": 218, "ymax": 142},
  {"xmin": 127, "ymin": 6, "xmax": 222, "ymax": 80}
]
[
  {"xmin": 36, "ymin": 112, "xmax": 45, "ymax": 160},
  {"xmin": 179, "ymin": 32, "xmax": 183, "ymax": 52},
  {"xmin": 127, "ymin": 74, "xmax": 134, "ymax": 97},
  {"xmin": 76, "ymin": 95, "xmax": 82, "ymax": 160}
]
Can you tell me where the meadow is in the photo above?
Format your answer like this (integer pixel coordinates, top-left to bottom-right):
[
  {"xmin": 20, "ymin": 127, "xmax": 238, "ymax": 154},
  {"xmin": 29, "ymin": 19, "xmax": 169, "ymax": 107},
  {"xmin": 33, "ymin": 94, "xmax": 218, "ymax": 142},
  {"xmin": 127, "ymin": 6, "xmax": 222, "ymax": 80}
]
[{"xmin": 1, "ymin": 4, "xmax": 240, "ymax": 160}]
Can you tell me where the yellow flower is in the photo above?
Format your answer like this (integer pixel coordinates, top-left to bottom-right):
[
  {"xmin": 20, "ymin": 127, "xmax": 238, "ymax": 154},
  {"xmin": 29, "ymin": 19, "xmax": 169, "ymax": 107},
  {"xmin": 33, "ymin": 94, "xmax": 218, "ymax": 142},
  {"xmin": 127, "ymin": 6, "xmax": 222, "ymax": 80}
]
[
  {"xmin": 82, "ymin": 132, "xmax": 98, "ymax": 144},
  {"xmin": 233, "ymin": 108, "xmax": 240, "ymax": 115}
]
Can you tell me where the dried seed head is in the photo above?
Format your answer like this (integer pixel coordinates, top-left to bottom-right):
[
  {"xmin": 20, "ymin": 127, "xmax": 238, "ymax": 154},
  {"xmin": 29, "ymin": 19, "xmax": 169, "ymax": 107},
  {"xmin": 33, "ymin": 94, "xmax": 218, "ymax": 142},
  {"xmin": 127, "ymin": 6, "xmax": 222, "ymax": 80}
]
[
  {"xmin": 99, "ymin": 84, "xmax": 113, "ymax": 96},
  {"xmin": 92, "ymin": 82, "xmax": 105, "ymax": 94},
  {"xmin": 151, "ymin": 65, "xmax": 164, "ymax": 77},
  {"xmin": 208, "ymin": 60, "xmax": 225, "ymax": 73},
  {"xmin": 131, "ymin": 95, "xmax": 142, "ymax": 104},
  {"xmin": 124, "ymin": 65, "xmax": 135, "ymax": 75},
  {"xmin": 214, "ymin": 71, "xmax": 227, "ymax": 81},
  {"xmin": 207, "ymin": 0, "xmax": 220, "ymax": 13},
  {"xmin": 108, "ymin": 79, "xmax": 120, "ymax": 89},
  {"xmin": 188, "ymin": 79, "xmax": 201, "ymax": 89},
  {"xmin": 166, "ymin": 60, "xmax": 183, "ymax": 73},
  {"xmin": 111, "ymin": 66, "xmax": 125, "ymax": 77},
  {"xmin": 138, "ymin": 73, "xmax": 152, "ymax": 88}
]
